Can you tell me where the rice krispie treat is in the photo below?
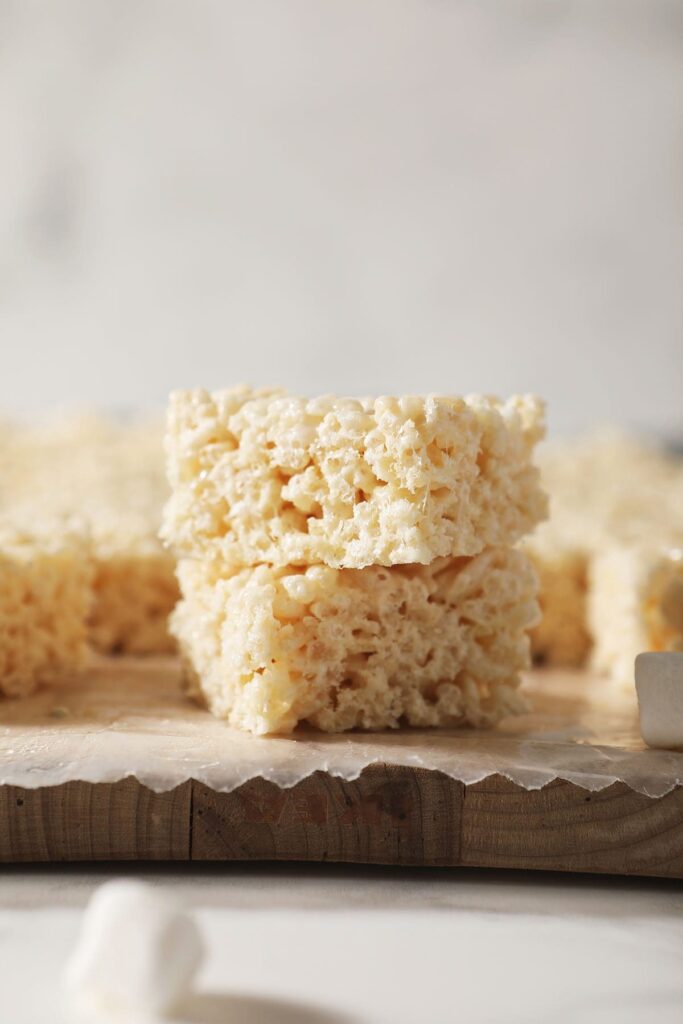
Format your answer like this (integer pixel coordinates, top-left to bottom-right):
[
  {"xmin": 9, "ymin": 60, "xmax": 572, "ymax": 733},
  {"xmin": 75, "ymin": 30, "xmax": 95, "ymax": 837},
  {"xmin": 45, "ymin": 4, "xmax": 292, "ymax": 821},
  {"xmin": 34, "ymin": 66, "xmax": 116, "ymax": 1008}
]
[
  {"xmin": 589, "ymin": 544, "xmax": 683, "ymax": 688},
  {"xmin": 87, "ymin": 538, "xmax": 178, "ymax": 655},
  {"xmin": 163, "ymin": 387, "xmax": 547, "ymax": 570},
  {"xmin": 536, "ymin": 431, "xmax": 683, "ymax": 551},
  {"xmin": 526, "ymin": 432, "xmax": 683, "ymax": 668},
  {"xmin": 525, "ymin": 542, "xmax": 591, "ymax": 668},
  {"xmin": 0, "ymin": 416, "xmax": 178, "ymax": 654},
  {"xmin": 0, "ymin": 523, "xmax": 93, "ymax": 698},
  {"xmin": 171, "ymin": 546, "xmax": 540, "ymax": 735}
]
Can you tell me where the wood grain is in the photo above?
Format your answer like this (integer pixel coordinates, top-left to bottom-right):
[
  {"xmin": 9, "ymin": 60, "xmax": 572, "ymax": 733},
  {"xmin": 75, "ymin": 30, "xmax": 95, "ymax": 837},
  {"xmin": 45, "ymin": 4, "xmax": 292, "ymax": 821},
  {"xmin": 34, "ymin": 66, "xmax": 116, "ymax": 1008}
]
[
  {"xmin": 0, "ymin": 779, "xmax": 191, "ymax": 863},
  {"xmin": 0, "ymin": 769, "xmax": 681, "ymax": 876},
  {"xmin": 460, "ymin": 774, "xmax": 683, "ymax": 879},
  {"xmin": 191, "ymin": 766, "xmax": 463, "ymax": 866}
]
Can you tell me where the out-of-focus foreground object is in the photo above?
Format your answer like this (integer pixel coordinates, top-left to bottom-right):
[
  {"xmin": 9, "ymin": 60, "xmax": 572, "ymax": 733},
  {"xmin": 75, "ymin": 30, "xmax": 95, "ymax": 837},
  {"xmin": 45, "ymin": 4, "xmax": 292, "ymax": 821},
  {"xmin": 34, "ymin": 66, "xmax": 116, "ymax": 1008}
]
[{"xmin": 63, "ymin": 879, "xmax": 204, "ymax": 1019}]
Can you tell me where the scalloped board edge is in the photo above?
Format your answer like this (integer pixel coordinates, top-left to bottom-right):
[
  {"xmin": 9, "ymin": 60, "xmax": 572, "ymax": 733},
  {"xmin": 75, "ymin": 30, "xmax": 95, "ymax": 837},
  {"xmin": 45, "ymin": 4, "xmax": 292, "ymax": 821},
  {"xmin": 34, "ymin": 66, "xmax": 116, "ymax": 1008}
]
[{"xmin": 1, "ymin": 767, "xmax": 682, "ymax": 878}]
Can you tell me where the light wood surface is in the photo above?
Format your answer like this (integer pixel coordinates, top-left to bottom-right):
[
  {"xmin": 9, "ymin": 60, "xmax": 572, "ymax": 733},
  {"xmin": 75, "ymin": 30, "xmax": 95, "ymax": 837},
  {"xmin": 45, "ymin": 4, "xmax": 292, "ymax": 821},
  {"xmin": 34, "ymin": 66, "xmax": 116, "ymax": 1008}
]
[
  {"xmin": 2, "ymin": 661, "xmax": 682, "ymax": 875},
  {"xmin": 2, "ymin": 768, "xmax": 682, "ymax": 877}
]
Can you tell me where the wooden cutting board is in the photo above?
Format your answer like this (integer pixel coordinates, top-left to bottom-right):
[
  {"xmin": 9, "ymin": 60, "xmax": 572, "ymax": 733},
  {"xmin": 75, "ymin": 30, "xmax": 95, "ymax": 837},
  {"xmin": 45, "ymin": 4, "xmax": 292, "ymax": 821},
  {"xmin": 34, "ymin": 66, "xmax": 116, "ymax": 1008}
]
[{"xmin": 1, "ymin": 661, "xmax": 682, "ymax": 877}]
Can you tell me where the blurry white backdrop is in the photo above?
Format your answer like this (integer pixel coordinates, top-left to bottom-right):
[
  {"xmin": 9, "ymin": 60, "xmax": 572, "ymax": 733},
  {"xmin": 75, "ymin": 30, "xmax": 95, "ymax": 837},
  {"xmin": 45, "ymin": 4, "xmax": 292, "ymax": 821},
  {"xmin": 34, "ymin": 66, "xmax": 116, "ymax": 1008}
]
[{"xmin": 1, "ymin": 0, "xmax": 681, "ymax": 435}]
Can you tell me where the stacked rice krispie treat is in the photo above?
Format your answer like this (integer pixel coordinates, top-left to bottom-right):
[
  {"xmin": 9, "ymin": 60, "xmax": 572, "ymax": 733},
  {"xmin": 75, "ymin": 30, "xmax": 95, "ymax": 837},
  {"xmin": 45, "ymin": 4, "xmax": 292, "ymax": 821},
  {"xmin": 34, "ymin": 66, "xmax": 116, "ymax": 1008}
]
[{"xmin": 162, "ymin": 387, "xmax": 547, "ymax": 735}]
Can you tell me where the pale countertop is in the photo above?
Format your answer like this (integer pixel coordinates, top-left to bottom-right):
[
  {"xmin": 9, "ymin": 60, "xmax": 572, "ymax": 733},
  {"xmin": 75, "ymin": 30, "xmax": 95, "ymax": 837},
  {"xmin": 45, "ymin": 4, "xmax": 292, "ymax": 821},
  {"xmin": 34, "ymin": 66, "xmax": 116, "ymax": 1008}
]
[{"xmin": 1, "ymin": 865, "xmax": 682, "ymax": 1023}]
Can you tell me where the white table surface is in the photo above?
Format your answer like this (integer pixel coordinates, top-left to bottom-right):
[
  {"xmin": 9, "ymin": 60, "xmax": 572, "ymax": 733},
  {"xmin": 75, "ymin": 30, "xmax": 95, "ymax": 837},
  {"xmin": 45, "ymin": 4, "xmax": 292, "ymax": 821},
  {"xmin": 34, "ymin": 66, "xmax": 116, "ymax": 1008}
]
[{"xmin": 1, "ymin": 865, "xmax": 681, "ymax": 1023}]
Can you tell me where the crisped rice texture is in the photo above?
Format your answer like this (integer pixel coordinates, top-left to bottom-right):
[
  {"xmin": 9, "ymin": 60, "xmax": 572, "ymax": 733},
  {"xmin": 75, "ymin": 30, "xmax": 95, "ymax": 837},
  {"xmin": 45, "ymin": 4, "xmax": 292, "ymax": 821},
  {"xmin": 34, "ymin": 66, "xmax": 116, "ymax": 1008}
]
[
  {"xmin": 163, "ymin": 387, "xmax": 547, "ymax": 569},
  {"xmin": 171, "ymin": 546, "xmax": 540, "ymax": 735}
]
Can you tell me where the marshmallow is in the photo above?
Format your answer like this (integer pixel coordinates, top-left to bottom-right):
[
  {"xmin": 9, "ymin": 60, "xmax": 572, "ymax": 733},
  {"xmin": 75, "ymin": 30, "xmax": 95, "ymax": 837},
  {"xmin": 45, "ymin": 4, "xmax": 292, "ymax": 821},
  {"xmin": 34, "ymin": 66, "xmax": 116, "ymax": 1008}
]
[
  {"xmin": 635, "ymin": 652, "xmax": 683, "ymax": 751},
  {"xmin": 63, "ymin": 880, "xmax": 204, "ymax": 1019}
]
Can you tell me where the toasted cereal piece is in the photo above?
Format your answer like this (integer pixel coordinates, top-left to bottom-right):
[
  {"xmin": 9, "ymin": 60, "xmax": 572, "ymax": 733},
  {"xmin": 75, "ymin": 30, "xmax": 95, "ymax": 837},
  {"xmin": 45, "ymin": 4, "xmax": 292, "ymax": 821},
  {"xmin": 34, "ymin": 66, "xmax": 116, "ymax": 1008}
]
[
  {"xmin": 171, "ymin": 546, "xmax": 540, "ymax": 735},
  {"xmin": 589, "ymin": 544, "xmax": 683, "ymax": 688},
  {"xmin": 524, "ymin": 540, "xmax": 591, "ymax": 667},
  {"xmin": 0, "ymin": 523, "xmax": 93, "ymax": 698},
  {"xmin": 162, "ymin": 387, "xmax": 547, "ymax": 570},
  {"xmin": 0, "ymin": 416, "xmax": 178, "ymax": 654}
]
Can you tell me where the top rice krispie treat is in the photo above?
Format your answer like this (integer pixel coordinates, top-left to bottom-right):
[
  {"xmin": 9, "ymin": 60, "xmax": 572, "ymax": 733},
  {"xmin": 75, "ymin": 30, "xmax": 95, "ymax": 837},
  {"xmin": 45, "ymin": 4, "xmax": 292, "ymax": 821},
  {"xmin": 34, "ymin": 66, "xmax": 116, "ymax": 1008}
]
[{"xmin": 162, "ymin": 387, "xmax": 547, "ymax": 569}]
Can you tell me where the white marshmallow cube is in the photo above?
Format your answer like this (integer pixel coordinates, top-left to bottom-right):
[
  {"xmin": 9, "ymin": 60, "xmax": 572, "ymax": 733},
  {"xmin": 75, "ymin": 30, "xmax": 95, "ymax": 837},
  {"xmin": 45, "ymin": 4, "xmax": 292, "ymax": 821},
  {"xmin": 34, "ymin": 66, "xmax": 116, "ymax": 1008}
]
[
  {"xmin": 63, "ymin": 879, "xmax": 204, "ymax": 1019},
  {"xmin": 635, "ymin": 652, "xmax": 683, "ymax": 751}
]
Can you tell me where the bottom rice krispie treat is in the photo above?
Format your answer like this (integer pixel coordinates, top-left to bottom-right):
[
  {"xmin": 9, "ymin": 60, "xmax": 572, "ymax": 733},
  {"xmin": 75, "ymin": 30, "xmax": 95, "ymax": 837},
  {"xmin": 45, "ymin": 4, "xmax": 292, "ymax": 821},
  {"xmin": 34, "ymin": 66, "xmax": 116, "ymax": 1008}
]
[
  {"xmin": 0, "ymin": 524, "xmax": 93, "ymax": 698},
  {"xmin": 172, "ymin": 547, "xmax": 540, "ymax": 735}
]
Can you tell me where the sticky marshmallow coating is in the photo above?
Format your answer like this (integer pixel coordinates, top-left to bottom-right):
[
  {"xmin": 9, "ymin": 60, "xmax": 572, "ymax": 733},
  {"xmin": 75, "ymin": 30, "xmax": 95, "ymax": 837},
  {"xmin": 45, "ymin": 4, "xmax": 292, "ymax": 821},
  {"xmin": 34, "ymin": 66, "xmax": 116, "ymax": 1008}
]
[
  {"xmin": 171, "ymin": 546, "xmax": 540, "ymax": 735},
  {"xmin": 162, "ymin": 387, "xmax": 547, "ymax": 570},
  {"xmin": 589, "ymin": 544, "xmax": 683, "ymax": 688},
  {"xmin": 0, "ymin": 525, "xmax": 93, "ymax": 698}
]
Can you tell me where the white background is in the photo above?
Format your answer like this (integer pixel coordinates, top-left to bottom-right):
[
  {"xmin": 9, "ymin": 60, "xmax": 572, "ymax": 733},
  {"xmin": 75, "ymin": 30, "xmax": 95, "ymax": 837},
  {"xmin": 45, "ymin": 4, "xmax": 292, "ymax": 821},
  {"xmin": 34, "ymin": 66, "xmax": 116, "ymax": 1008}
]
[
  {"xmin": 2, "ymin": 864, "xmax": 683, "ymax": 1023},
  {"xmin": 1, "ymin": 0, "xmax": 681, "ymax": 435}
]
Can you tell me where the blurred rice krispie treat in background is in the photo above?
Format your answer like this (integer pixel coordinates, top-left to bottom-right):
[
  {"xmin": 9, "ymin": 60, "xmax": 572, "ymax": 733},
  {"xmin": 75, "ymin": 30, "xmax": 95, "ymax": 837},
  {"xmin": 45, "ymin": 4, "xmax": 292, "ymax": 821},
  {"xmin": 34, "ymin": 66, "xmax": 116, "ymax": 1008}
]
[
  {"xmin": 0, "ymin": 415, "xmax": 178, "ymax": 657},
  {"xmin": 525, "ymin": 540, "xmax": 591, "ymax": 669},
  {"xmin": 525, "ymin": 430, "xmax": 683, "ymax": 683},
  {"xmin": 0, "ymin": 520, "xmax": 93, "ymax": 698},
  {"xmin": 589, "ymin": 543, "xmax": 683, "ymax": 689}
]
